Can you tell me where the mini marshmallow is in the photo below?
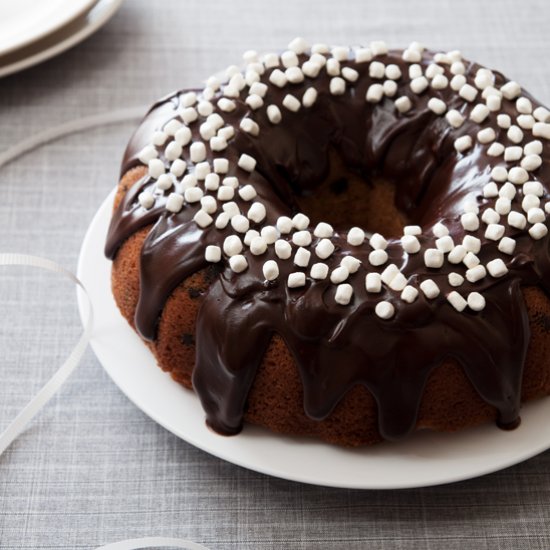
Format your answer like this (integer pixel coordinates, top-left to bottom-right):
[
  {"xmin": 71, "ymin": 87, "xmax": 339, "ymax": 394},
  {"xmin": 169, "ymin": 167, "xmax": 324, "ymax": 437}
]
[
  {"xmin": 529, "ymin": 222, "xmax": 548, "ymax": 240},
  {"xmin": 499, "ymin": 182, "xmax": 517, "ymax": 199},
  {"xmin": 369, "ymin": 61, "xmax": 385, "ymax": 79},
  {"xmin": 292, "ymin": 213, "xmax": 310, "ymax": 230},
  {"xmin": 249, "ymin": 82, "xmax": 268, "ymax": 97},
  {"xmin": 342, "ymin": 67, "xmax": 359, "ymax": 82},
  {"xmin": 395, "ymin": 96, "xmax": 412, "ymax": 113},
  {"xmin": 470, "ymin": 104, "xmax": 490, "ymax": 123},
  {"xmin": 524, "ymin": 180, "xmax": 544, "ymax": 196},
  {"xmin": 484, "ymin": 223, "xmax": 505, "ymax": 241},
  {"xmin": 495, "ymin": 197, "xmax": 512, "ymax": 215},
  {"xmin": 276, "ymin": 216, "xmax": 293, "ymax": 234},
  {"xmin": 385, "ymin": 64, "xmax": 402, "ymax": 80},
  {"xmin": 286, "ymin": 66, "xmax": 304, "ymax": 83},
  {"xmin": 205, "ymin": 245, "xmax": 222, "ymax": 263},
  {"xmin": 433, "ymin": 222, "xmax": 449, "ymax": 237},
  {"xmin": 402, "ymin": 235, "xmax": 421, "ymax": 253},
  {"xmin": 404, "ymin": 225, "xmax": 422, "ymax": 235},
  {"xmin": 365, "ymin": 272, "xmax": 382, "ymax": 293},
  {"xmin": 420, "ymin": 279, "xmax": 440, "ymax": 299},
  {"xmin": 315, "ymin": 238, "xmax": 335, "ymax": 259},
  {"xmin": 534, "ymin": 107, "xmax": 550, "ymax": 122},
  {"xmin": 446, "ymin": 109, "xmax": 465, "ymax": 128},
  {"xmin": 507, "ymin": 211, "xmax": 527, "ymax": 229},
  {"xmin": 431, "ymin": 74, "xmax": 449, "ymax": 90},
  {"xmin": 459, "ymin": 83, "xmax": 478, "ymax": 102},
  {"xmin": 217, "ymin": 186, "xmax": 235, "ymax": 201},
  {"xmin": 275, "ymin": 239, "xmax": 292, "ymax": 259},
  {"xmin": 428, "ymin": 98, "xmax": 447, "ymax": 115},
  {"xmin": 507, "ymin": 125, "xmax": 524, "ymax": 144},
  {"xmin": 481, "ymin": 208, "xmax": 500, "ymax": 224},
  {"xmin": 528, "ymin": 208, "xmax": 545, "ymax": 224},
  {"xmin": 267, "ymin": 105, "xmax": 282, "ymax": 124},
  {"xmin": 410, "ymin": 76, "xmax": 429, "ymax": 94},
  {"xmin": 461, "ymin": 212, "xmax": 479, "ymax": 231},
  {"xmin": 517, "ymin": 115, "xmax": 535, "ymax": 130},
  {"xmin": 165, "ymin": 192, "xmax": 184, "ymax": 213},
  {"xmin": 260, "ymin": 226, "xmax": 278, "ymax": 244},
  {"xmin": 487, "ymin": 142, "xmax": 505, "ymax": 157},
  {"xmin": 240, "ymin": 118, "xmax": 260, "ymax": 136},
  {"xmin": 491, "ymin": 166, "xmax": 508, "ymax": 182},
  {"xmin": 486, "ymin": 95, "xmax": 502, "ymax": 112},
  {"xmin": 355, "ymin": 47, "xmax": 373, "ymax": 63},
  {"xmin": 436, "ymin": 235, "xmax": 454, "ymax": 253},
  {"xmin": 190, "ymin": 142, "xmax": 206, "ymax": 163},
  {"xmin": 310, "ymin": 263, "xmax": 329, "ymax": 280},
  {"xmin": 487, "ymin": 258, "xmax": 508, "ymax": 278},
  {"xmin": 522, "ymin": 194, "xmax": 541, "ymax": 212},
  {"xmin": 200, "ymin": 195, "xmax": 217, "ymax": 214},
  {"xmin": 238, "ymin": 153, "xmax": 257, "ymax": 172},
  {"xmin": 314, "ymin": 222, "xmax": 334, "ymax": 238},
  {"xmin": 330, "ymin": 266, "xmax": 349, "ymax": 284},
  {"xmin": 381, "ymin": 264, "xmax": 400, "ymax": 285},
  {"xmin": 238, "ymin": 185, "xmax": 257, "ymax": 201},
  {"xmin": 326, "ymin": 58, "xmax": 340, "ymax": 76},
  {"xmin": 466, "ymin": 264, "xmax": 486, "ymax": 283},
  {"xmin": 341, "ymin": 256, "xmax": 361, "ymax": 274},
  {"xmin": 247, "ymin": 202, "xmax": 266, "ymax": 223},
  {"xmin": 504, "ymin": 146, "xmax": 523, "ymax": 162},
  {"xmin": 302, "ymin": 88, "xmax": 319, "ymax": 109},
  {"xmin": 424, "ymin": 248, "xmax": 444, "ymax": 268},
  {"xmin": 283, "ymin": 94, "xmax": 301, "ymax": 112},
  {"xmin": 229, "ymin": 255, "xmax": 248, "ymax": 273},
  {"xmin": 463, "ymin": 235, "xmax": 481, "ymax": 253},
  {"xmin": 262, "ymin": 259, "xmax": 280, "ymax": 281},
  {"xmin": 463, "ymin": 252, "xmax": 480, "ymax": 268},
  {"xmin": 375, "ymin": 301, "xmax": 395, "ymax": 319},
  {"xmin": 467, "ymin": 292, "xmax": 486, "ymax": 311},
  {"xmin": 347, "ymin": 227, "xmax": 365, "ymax": 245},
  {"xmin": 450, "ymin": 74, "xmax": 467, "ymax": 91},
  {"xmin": 335, "ymin": 284, "xmax": 354, "ymax": 305},
  {"xmin": 293, "ymin": 247, "xmax": 311, "ymax": 267},
  {"xmin": 370, "ymin": 233, "xmax": 388, "ymax": 250},
  {"xmin": 193, "ymin": 210, "xmax": 213, "ymax": 228},
  {"xmin": 292, "ymin": 230, "xmax": 312, "ymax": 247},
  {"xmin": 330, "ymin": 77, "xmax": 346, "ymax": 95},
  {"xmin": 138, "ymin": 145, "xmax": 158, "ymax": 164},
  {"xmin": 369, "ymin": 250, "xmax": 388, "ymax": 267},
  {"xmin": 483, "ymin": 182, "xmax": 499, "ymax": 198},
  {"xmin": 448, "ymin": 272, "xmax": 465, "ymax": 287},
  {"xmin": 497, "ymin": 114, "xmax": 511, "ymax": 129},
  {"xmin": 498, "ymin": 236, "xmax": 516, "ymax": 255},
  {"xmin": 500, "ymin": 81, "xmax": 521, "ymax": 100},
  {"xmin": 213, "ymin": 158, "xmax": 229, "ymax": 173},
  {"xmin": 156, "ymin": 174, "xmax": 173, "ymax": 191},
  {"xmin": 231, "ymin": 214, "xmax": 250, "ymax": 233},
  {"xmin": 401, "ymin": 285, "xmax": 419, "ymax": 304},
  {"xmin": 454, "ymin": 136, "xmax": 473, "ymax": 153},
  {"xmin": 447, "ymin": 291, "xmax": 467, "ymax": 312},
  {"xmin": 138, "ymin": 191, "xmax": 155, "ymax": 209},
  {"xmin": 215, "ymin": 212, "xmax": 230, "ymax": 229},
  {"xmin": 383, "ymin": 80, "xmax": 398, "ymax": 97},
  {"xmin": 269, "ymin": 69, "xmax": 287, "ymax": 87},
  {"xmin": 521, "ymin": 154, "xmax": 543, "ymax": 171},
  {"xmin": 477, "ymin": 128, "xmax": 496, "ymax": 144},
  {"xmin": 223, "ymin": 235, "xmax": 243, "ymax": 256},
  {"xmin": 366, "ymin": 84, "xmax": 384, "ymax": 103},
  {"xmin": 148, "ymin": 158, "xmax": 165, "ymax": 179},
  {"xmin": 448, "ymin": 245, "xmax": 467, "ymax": 264}
]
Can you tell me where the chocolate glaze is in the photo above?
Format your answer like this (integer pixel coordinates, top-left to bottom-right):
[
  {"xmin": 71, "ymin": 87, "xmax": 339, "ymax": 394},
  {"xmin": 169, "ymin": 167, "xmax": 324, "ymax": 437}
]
[{"xmin": 105, "ymin": 48, "xmax": 550, "ymax": 441}]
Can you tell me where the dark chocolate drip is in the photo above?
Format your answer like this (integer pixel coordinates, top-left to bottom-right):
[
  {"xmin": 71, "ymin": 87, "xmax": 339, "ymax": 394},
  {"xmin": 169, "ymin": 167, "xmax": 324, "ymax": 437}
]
[{"xmin": 105, "ymin": 47, "xmax": 550, "ymax": 440}]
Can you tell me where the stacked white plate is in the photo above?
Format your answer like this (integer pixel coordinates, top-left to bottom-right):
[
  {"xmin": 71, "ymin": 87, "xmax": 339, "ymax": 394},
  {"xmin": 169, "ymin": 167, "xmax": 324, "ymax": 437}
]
[{"xmin": 0, "ymin": 0, "xmax": 125, "ymax": 78}]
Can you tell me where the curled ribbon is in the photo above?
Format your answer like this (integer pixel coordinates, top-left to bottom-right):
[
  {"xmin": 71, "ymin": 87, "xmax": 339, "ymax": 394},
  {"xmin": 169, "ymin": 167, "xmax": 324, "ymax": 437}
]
[
  {"xmin": 0, "ymin": 111, "xmax": 211, "ymax": 550},
  {"xmin": 95, "ymin": 537, "xmax": 210, "ymax": 549}
]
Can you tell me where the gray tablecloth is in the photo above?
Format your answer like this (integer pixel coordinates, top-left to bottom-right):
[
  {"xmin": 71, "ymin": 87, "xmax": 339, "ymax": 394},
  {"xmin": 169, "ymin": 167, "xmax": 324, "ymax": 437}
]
[{"xmin": 1, "ymin": 0, "xmax": 550, "ymax": 548}]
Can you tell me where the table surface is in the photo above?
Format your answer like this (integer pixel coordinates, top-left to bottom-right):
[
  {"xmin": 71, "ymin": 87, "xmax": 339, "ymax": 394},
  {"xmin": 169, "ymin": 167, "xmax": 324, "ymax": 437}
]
[{"xmin": 1, "ymin": 0, "xmax": 550, "ymax": 548}]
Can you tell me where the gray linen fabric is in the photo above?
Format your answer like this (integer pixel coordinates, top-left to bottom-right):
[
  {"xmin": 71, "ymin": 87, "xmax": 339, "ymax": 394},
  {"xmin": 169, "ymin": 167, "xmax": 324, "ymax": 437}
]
[{"xmin": 1, "ymin": 0, "xmax": 550, "ymax": 548}]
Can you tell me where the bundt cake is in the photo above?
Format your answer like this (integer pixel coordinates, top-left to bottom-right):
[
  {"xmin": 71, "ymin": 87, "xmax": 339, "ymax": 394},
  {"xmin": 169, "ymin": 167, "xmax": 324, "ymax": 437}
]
[{"xmin": 105, "ymin": 39, "xmax": 550, "ymax": 446}]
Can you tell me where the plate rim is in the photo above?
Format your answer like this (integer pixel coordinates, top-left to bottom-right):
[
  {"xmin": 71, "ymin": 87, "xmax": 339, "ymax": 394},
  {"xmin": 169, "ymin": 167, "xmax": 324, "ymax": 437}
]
[
  {"xmin": 77, "ymin": 188, "xmax": 550, "ymax": 490},
  {"xmin": 0, "ymin": 0, "xmax": 125, "ymax": 79},
  {"xmin": 0, "ymin": 0, "xmax": 98, "ymax": 56}
]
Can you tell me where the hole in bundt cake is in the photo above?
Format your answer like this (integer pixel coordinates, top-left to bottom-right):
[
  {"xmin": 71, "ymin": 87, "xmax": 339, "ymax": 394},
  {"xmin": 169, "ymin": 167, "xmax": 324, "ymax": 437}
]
[{"xmin": 292, "ymin": 153, "xmax": 410, "ymax": 238}]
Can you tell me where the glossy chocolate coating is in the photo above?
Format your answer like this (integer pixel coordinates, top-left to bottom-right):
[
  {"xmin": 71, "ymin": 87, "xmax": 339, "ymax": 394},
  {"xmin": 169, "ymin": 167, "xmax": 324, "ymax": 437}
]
[{"xmin": 105, "ymin": 48, "xmax": 550, "ymax": 441}]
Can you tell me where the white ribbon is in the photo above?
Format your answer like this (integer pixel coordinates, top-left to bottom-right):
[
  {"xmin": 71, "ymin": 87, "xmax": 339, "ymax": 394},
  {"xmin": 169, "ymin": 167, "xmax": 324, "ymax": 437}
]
[
  {"xmin": 0, "ymin": 254, "xmax": 93, "ymax": 455},
  {"xmin": 95, "ymin": 537, "xmax": 210, "ymax": 549},
  {"xmin": 0, "ymin": 110, "xmax": 212, "ymax": 550}
]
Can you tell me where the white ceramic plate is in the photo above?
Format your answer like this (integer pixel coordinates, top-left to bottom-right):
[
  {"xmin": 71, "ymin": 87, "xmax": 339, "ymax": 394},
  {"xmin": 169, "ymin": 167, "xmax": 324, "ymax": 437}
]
[
  {"xmin": 0, "ymin": 0, "xmax": 124, "ymax": 78},
  {"xmin": 77, "ymin": 189, "xmax": 550, "ymax": 489},
  {"xmin": 0, "ymin": 0, "xmax": 98, "ymax": 56}
]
